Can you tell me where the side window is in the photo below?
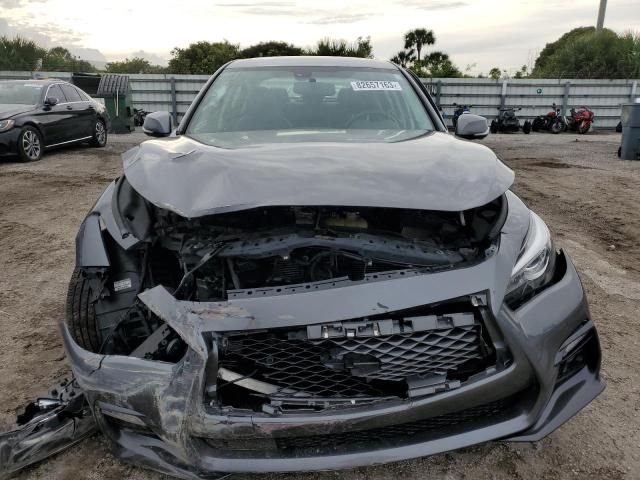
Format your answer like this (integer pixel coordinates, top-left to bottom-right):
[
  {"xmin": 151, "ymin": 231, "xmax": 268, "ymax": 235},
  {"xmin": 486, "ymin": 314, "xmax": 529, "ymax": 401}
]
[
  {"xmin": 75, "ymin": 87, "xmax": 91, "ymax": 101},
  {"xmin": 61, "ymin": 84, "xmax": 82, "ymax": 102},
  {"xmin": 47, "ymin": 84, "xmax": 65, "ymax": 103}
]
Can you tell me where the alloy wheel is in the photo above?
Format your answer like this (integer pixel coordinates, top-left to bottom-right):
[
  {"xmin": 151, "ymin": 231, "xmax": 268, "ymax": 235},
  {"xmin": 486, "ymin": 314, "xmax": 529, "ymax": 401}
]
[
  {"xmin": 21, "ymin": 130, "xmax": 41, "ymax": 160},
  {"xmin": 95, "ymin": 121, "xmax": 106, "ymax": 145}
]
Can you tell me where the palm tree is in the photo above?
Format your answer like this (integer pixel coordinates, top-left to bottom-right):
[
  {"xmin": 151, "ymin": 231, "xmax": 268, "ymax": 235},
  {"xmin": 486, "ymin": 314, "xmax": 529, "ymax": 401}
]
[
  {"xmin": 404, "ymin": 28, "xmax": 435, "ymax": 63},
  {"xmin": 390, "ymin": 49, "xmax": 416, "ymax": 67}
]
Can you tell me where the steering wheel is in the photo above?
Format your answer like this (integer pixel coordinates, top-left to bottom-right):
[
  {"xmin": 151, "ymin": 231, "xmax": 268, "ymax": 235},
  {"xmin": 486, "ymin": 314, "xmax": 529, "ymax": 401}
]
[{"xmin": 346, "ymin": 111, "xmax": 400, "ymax": 129}]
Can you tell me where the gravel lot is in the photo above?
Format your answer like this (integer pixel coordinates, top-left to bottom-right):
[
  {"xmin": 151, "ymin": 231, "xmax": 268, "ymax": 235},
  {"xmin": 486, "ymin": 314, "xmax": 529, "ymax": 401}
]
[{"xmin": 1, "ymin": 131, "xmax": 638, "ymax": 480}]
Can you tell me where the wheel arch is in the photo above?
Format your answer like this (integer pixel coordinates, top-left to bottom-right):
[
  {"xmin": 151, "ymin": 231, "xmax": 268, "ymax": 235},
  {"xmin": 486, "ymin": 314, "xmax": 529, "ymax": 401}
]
[{"xmin": 19, "ymin": 121, "xmax": 47, "ymax": 144}]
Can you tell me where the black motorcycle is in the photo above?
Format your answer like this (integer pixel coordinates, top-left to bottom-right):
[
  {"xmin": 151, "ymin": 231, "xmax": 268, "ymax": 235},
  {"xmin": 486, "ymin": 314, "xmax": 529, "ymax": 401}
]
[
  {"xmin": 134, "ymin": 108, "xmax": 149, "ymax": 127},
  {"xmin": 531, "ymin": 103, "xmax": 566, "ymax": 134},
  {"xmin": 490, "ymin": 107, "xmax": 531, "ymax": 134},
  {"xmin": 451, "ymin": 103, "xmax": 471, "ymax": 129}
]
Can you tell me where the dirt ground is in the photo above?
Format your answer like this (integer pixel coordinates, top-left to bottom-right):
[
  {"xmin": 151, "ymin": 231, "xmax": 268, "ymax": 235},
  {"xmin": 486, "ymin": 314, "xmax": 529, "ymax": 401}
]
[{"xmin": 1, "ymin": 131, "xmax": 639, "ymax": 480}]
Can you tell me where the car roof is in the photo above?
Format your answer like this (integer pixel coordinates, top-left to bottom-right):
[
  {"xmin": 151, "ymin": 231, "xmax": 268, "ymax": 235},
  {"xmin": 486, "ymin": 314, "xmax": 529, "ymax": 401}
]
[
  {"xmin": 228, "ymin": 56, "xmax": 397, "ymax": 69},
  {"xmin": 0, "ymin": 79, "xmax": 71, "ymax": 86}
]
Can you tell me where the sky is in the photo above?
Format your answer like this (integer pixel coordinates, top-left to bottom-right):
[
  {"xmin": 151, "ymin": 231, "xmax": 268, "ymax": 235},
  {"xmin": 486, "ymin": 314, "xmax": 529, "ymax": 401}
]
[{"xmin": 1, "ymin": 0, "xmax": 639, "ymax": 74}]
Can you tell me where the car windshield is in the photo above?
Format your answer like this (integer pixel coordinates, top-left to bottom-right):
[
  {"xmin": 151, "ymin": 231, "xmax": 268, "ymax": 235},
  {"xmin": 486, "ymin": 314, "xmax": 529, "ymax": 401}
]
[
  {"xmin": 186, "ymin": 66, "xmax": 434, "ymax": 147},
  {"xmin": 0, "ymin": 82, "xmax": 43, "ymax": 106}
]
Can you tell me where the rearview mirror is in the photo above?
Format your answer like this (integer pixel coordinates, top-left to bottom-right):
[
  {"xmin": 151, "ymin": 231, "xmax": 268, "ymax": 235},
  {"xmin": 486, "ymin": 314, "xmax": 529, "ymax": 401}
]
[
  {"xmin": 143, "ymin": 111, "xmax": 173, "ymax": 137},
  {"xmin": 455, "ymin": 113, "xmax": 489, "ymax": 140},
  {"xmin": 44, "ymin": 97, "xmax": 58, "ymax": 107}
]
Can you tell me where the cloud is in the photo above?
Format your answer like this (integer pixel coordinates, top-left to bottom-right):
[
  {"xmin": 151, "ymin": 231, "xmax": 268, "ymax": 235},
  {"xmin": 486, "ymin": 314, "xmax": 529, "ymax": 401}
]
[
  {"xmin": 305, "ymin": 12, "xmax": 373, "ymax": 25},
  {"xmin": 68, "ymin": 47, "xmax": 107, "ymax": 62},
  {"xmin": 0, "ymin": 0, "xmax": 45, "ymax": 8},
  {"xmin": 216, "ymin": 2, "xmax": 375, "ymax": 24},
  {"xmin": 235, "ymin": 6, "xmax": 295, "ymax": 15},
  {"xmin": 0, "ymin": 17, "xmax": 82, "ymax": 46},
  {"xmin": 399, "ymin": 0, "xmax": 468, "ymax": 9},
  {"xmin": 0, "ymin": 18, "xmax": 108, "ymax": 65},
  {"xmin": 128, "ymin": 50, "xmax": 169, "ymax": 66},
  {"xmin": 396, "ymin": 0, "xmax": 469, "ymax": 10},
  {"xmin": 215, "ymin": 1, "xmax": 295, "ymax": 6}
]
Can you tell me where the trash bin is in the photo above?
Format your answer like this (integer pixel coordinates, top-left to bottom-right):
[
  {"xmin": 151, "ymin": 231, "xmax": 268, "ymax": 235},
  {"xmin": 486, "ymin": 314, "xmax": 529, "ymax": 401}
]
[
  {"xmin": 72, "ymin": 73, "xmax": 101, "ymax": 96},
  {"xmin": 619, "ymin": 100, "xmax": 640, "ymax": 160},
  {"xmin": 96, "ymin": 74, "xmax": 134, "ymax": 134}
]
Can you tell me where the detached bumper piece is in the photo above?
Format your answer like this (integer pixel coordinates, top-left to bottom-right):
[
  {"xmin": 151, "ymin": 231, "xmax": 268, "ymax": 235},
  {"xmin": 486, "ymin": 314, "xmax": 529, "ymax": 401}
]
[{"xmin": 0, "ymin": 379, "xmax": 96, "ymax": 480}]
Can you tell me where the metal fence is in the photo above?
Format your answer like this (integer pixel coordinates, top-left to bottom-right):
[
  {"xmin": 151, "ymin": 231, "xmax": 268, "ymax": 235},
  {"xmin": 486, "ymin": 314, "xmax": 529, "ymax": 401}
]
[
  {"xmin": 1, "ymin": 71, "xmax": 638, "ymax": 128},
  {"xmin": 426, "ymin": 77, "xmax": 638, "ymax": 128}
]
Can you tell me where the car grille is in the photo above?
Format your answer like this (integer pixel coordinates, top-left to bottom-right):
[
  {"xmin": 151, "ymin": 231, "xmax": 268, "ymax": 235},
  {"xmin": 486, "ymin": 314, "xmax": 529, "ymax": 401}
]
[
  {"xmin": 311, "ymin": 326, "xmax": 483, "ymax": 381},
  {"xmin": 220, "ymin": 322, "xmax": 488, "ymax": 398}
]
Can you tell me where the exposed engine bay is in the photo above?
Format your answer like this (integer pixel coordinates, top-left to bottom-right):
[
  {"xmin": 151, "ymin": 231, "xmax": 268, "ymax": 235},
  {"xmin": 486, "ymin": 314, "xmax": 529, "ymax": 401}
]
[
  {"xmin": 157, "ymin": 199, "xmax": 504, "ymax": 300},
  {"xmin": 87, "ymin": 178, "xmax": 506, "ymax": 366}
]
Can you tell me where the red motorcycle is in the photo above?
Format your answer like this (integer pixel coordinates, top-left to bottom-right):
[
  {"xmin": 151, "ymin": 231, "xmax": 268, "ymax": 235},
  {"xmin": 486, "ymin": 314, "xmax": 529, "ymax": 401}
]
[
  {"xmin": 565, "ymin": 106, "xmax": 594, "ymax": 134},
  {"xmin": 531, "ymin": 103, "xmax": 566, "ymax": 134}
]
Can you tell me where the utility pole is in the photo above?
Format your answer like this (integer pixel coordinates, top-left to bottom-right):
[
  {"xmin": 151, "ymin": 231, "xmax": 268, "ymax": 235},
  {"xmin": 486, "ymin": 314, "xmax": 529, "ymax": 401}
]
[{"xmin": 596, "ymin": 0, "xmax": 607, "ymax": 31}]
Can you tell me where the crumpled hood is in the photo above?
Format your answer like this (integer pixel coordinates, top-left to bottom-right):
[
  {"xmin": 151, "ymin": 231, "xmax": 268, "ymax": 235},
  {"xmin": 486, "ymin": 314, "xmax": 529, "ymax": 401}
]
[
  {"xmin": 122, "ymin": 132, "xmax": 514, "ymax": 217},
  {"xmin": 0, "ymin": 104, "xmax": 33, "ymax": 119}
]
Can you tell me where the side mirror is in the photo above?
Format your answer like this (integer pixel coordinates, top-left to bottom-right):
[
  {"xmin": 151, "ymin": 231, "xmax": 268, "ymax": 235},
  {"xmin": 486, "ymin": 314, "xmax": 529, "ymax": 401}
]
[
  {"xmin": 142, "ymin": 111, "xmax": 173, "ymax": 137},
  {"xmin": 455, "ymin": 113, "xmax": 490, "ymax": 140},
  {"xmin": 44, "ymin": 97, "xmax": 59, "ymax": 107}
]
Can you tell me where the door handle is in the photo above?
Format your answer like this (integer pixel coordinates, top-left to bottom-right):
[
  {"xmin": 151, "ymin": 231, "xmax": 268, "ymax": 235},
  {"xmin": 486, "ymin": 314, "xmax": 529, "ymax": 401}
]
[{"xmin": 66, "ymin": 105, "xmax": 73, "ymax": 110}]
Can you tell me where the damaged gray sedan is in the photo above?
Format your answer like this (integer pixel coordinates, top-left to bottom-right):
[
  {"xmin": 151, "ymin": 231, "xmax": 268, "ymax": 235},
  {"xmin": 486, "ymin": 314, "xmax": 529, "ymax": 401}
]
[{"xmin": 0, "ymin": 57, "xmax": 604, "ymax": 479}]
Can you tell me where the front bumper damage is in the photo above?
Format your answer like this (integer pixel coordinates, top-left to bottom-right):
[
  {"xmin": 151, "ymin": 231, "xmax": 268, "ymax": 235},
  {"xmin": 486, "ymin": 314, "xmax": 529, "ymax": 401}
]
[{"xmin": 0, "ymin": 249, "xmax": 603, "ymax": 480}]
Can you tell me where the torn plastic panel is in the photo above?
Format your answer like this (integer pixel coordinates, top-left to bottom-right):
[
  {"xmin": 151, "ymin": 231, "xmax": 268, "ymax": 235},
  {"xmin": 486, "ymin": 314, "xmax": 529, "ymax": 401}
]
[
  {"xmin": 75, "ymin": 212, "xmax": 109, "ymax": 268},
  {"xmin": 0, "ymin": 379, "xmax": 96, "ymax": 480}
]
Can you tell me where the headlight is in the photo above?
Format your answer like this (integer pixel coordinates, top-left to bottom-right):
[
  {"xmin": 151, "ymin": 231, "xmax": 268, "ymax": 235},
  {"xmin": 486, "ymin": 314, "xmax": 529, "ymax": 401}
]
[
  {"xmin": 506, "ymin": 211, "xmax": 556, "ymax": 303},
  {"xmin": 0, "ymin": 119, "xmax": 15, "ymax": 132}
]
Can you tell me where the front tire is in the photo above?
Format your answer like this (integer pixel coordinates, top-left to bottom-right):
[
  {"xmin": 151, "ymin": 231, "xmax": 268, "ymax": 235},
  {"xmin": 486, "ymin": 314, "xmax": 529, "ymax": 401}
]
[
  {"xmin": 578, "ymin": 122, "xmax": 591, "ymax": 134},
  {"xmin": 90, "ymin": 119, "xmax": 107, "ymax": 147},
  {"xmin": 523, "ymin": 120, "xmax": 531, "ymax": 134},
  {"xmin": 490, "ymin": 120, "xmax": 498, "ymax": 134},
  {"xmin": 18, "ymin": 126, "xmax": 43, "ymax": 162},
  {"xmin": 531, "ymin": 118, "xmax": 543, "ymax": 132},
  {"xmin": 66, "ymin": 268, "xmax": 101, "ymax": 352},
  {"xmin": 551, "ymin": 119, "xmax": 565, "ymax": 134}
]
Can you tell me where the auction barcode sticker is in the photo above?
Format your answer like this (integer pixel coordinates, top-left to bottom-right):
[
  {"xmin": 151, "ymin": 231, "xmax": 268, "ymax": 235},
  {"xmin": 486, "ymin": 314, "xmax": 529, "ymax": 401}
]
[{"xmin": 351, "ymin": 81, "xmax": 402, "ymax": 91}]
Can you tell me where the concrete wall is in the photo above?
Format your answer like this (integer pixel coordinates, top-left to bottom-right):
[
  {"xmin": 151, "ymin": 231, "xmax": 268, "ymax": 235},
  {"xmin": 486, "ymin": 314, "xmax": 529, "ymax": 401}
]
[{"xmin": 2, "ymin": 71, "xmax": 638, "ymax": 128}]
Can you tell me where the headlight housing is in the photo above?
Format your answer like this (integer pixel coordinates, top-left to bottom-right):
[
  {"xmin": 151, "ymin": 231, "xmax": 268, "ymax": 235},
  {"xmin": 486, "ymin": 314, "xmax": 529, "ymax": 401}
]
[
  {"xmin": 506, "ymin": 210, "xmax": 556, "ymax": 305},
  {"xmin": 0, "ymin": 119, "xmax": 15, "ymax": 132}
]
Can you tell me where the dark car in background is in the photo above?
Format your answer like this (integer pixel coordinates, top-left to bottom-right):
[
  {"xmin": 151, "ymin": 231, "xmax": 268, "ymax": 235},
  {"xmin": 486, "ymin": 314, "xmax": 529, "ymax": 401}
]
[{"xmin": 0, "ymin": 79, "xmax": 109, "ymax": 162}]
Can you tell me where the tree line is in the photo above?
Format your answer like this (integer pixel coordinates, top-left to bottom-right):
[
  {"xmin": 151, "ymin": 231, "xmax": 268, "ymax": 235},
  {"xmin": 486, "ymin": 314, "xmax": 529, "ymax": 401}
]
[
  {"xmin": 1, "ymin": 27, "xmax": 638, "ymax": 79},
  {"xmin": 486, "ymin": 27, "xmax": 640, "ymax": 80},
  {"xmin": 0, "ymin": 37, "xmax": 94, "ymax": 72},
  {"xmin": 0, "ymin": 36, "xmax": 373, "ymax": 75}
]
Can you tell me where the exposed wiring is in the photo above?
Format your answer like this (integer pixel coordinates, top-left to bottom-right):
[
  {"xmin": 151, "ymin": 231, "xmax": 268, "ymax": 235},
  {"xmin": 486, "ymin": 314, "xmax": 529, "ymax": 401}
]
[{"xmin": 175, "ymin": 242, "xmax": 227, "ymax": 296}]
